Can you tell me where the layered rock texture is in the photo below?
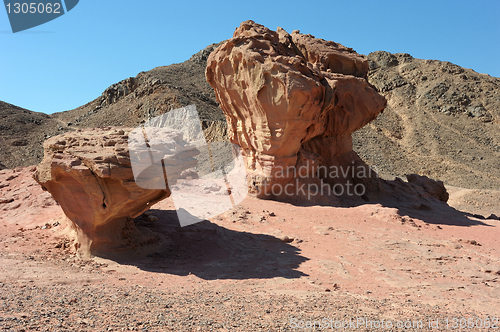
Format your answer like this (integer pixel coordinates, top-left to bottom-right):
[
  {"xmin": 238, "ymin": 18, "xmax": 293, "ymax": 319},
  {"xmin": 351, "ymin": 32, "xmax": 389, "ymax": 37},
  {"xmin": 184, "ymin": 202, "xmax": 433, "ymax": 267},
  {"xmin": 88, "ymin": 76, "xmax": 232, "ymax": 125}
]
[
  {"xmin": 206, "ymin": 21, "xmax": 386, "ymax": 200},
  {"xmin": 33, "ymin": 128, "xmax": 171, "ymax": 256}
]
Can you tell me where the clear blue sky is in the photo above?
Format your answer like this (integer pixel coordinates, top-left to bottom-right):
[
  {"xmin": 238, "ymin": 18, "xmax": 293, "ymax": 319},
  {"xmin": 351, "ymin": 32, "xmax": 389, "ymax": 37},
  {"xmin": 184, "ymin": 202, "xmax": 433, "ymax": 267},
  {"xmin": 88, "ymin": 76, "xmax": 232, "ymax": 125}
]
[{"xmin": 1, "ymin": 0, "xmax": 499, "ymax": 115}]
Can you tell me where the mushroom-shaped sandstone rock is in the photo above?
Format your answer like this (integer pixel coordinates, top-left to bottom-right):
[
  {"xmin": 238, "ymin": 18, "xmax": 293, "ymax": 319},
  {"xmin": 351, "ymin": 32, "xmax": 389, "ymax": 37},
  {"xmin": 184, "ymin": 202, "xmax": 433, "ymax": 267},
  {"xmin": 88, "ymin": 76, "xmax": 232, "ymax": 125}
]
[
  {"xmin": 206, "ymin": 21, "xmax": 387, "ymax": 200},
  {"xmin": 33, "ymin": 127, "xmax": 171, "ymax": 256}
]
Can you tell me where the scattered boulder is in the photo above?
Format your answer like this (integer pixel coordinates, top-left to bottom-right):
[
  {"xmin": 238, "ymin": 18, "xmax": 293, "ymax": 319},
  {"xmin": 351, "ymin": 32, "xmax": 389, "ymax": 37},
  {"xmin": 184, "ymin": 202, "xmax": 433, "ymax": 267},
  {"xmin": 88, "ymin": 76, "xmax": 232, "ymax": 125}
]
[
  {"xmin": 33, "ymin": 127, "xmax": 171, "ymax": 257},
  {"xmin": 406, "ymin": 174, "xmax": 449, "ymax": 202}
]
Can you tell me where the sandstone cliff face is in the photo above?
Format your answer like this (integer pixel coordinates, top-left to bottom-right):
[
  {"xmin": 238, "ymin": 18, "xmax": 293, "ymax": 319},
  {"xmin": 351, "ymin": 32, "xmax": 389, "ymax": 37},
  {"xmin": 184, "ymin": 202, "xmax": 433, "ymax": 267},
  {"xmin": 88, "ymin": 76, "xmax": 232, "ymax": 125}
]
[
  {"xmin": 33, "ymin": 128, "xmax": 171, "ymax": 256},
  {"xmin": 206, "ymin": 21, "xmax": 386, "ymax": 200}
]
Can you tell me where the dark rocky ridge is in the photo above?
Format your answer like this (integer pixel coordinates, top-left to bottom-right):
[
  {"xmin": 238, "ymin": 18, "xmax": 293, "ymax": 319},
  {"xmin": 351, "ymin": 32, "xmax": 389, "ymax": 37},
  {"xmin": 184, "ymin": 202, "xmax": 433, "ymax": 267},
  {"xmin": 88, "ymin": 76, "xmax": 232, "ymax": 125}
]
[
  {"xmin": 0, "ymin": 101, "xmax": 67, "ymax": 169},
  {"xmin": 54, "ymin": 43, "xmax": 225, "ymax": 130},
  {"xmin": 1, "ymin": 46, "xmax": 499, "ymax": 190},
  {"xmin": 355, "ymin": 51, "xmax": 500, "ymax": 190}
]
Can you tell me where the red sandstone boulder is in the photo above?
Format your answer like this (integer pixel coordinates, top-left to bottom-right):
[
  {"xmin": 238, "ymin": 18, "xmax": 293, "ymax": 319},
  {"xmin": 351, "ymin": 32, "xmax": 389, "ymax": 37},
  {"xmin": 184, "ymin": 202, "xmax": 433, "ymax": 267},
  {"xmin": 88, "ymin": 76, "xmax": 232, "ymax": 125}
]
[{"xmin": 33, "ymin": 127, "xmax": 171, "ymax": 256}]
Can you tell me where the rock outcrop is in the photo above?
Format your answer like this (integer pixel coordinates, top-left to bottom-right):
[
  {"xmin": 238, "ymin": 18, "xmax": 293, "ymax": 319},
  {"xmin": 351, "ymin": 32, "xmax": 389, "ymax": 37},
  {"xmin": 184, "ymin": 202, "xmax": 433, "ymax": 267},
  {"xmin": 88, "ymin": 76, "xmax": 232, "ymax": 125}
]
[
  {"xmin": 206, "ymin": 21, "xmax": 386, "ymax": 201},
  {"xmin": 406, "ymin": 174, "xmax": 449, "ymax": 202},
  {"xmin": 33, "ymin": 127, "xmax": 171, "ymax": 256}
]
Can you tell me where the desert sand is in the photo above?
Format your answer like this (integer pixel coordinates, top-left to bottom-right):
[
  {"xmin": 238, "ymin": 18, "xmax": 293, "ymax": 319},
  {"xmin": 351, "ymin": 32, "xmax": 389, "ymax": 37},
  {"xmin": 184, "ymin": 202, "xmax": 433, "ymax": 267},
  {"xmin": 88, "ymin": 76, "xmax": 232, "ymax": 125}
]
[{"xmin": 0, "ymin": 166, "xmax": 498, "ymax": 331}]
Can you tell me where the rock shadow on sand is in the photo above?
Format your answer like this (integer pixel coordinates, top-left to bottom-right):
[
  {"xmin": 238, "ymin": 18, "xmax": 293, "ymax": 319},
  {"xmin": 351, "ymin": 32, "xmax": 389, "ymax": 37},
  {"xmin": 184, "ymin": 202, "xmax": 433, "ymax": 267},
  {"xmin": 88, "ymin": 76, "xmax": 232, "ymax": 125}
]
[
  {"xmin": 99, "ymin": 208, "xmax": 309, "ymax": 280},
  {"xmin": 258, "ymin": 176, "xmax": 494, "ymax": 228}
]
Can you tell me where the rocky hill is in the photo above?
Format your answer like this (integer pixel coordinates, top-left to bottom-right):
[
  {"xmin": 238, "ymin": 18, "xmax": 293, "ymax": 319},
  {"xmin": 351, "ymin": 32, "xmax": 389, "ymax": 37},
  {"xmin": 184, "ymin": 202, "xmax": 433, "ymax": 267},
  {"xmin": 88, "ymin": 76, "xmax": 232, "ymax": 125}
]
[
  {"xmin": 0, "ymin": 101, "xmax": 67, "ymax": 169},
  {"xmin": 1, "ymin": 45, "xmax": 499, "ymax": 190},
  {"xmin": 356, "ymin": 51, "xmax": 500, "ymax": 190},
  {"xmin": 54, "ymin": 43, "xmax": 227, "ymax": 140}
]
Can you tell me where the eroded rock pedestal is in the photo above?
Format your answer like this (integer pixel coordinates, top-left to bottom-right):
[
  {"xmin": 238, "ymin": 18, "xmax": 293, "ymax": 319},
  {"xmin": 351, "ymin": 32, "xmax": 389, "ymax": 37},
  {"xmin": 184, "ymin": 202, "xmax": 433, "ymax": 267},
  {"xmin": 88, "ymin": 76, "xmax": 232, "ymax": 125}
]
[
  {"xmin": 33, "ymin": 127, "xmax": 171, "ymax": 256},
  {"xmin": 206, "ymin": 21, "xmax": 387, "ymax": 201}
]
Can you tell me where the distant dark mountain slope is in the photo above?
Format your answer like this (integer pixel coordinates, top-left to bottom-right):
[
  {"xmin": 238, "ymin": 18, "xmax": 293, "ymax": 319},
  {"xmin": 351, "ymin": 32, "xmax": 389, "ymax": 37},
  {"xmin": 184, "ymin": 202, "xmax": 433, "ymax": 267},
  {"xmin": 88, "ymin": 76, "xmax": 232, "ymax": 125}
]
[
  {"xmin": 0, "ymin": 101, "xmax": 68, "ymax": 169},
  {"xmin": 53, "ymin": 43, "xmax": 226, "ymax": 137},
  {"xmin": 1, "ymin": 45, "xmax": 499, "ymax": 190},
  {"xmin": 353, "ymin": 51, "xmax": 500, "ymax": 190}
]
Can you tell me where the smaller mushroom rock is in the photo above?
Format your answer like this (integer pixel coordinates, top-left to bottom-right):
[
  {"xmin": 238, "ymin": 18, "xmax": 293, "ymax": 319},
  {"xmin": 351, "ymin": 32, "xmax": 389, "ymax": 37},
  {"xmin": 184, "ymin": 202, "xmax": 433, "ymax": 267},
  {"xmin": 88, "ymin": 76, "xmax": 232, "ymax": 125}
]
[{"xmin": 33, "ymin": 127, "xmax": 171, "ymax": 256}]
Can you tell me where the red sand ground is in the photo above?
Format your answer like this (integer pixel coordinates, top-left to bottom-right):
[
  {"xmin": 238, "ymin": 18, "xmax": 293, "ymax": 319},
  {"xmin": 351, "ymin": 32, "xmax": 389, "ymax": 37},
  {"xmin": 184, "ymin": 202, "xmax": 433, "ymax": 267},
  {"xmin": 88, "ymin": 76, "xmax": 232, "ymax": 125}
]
[{"xmin": 0, "ymin": 167, "xmax": 499, "ymax": 331}]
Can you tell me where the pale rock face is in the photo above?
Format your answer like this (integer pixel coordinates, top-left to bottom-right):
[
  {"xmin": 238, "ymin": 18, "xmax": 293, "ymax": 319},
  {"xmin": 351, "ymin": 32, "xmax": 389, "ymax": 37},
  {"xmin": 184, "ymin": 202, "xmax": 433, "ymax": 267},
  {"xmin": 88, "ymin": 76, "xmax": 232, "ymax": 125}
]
[
  {"xmin": 33, "ymin": 127, "xmax": 171, "ymax": 256},
  {"xmin": 206, "ymin": 21, "xmax": 386, "ymax": 200}
]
